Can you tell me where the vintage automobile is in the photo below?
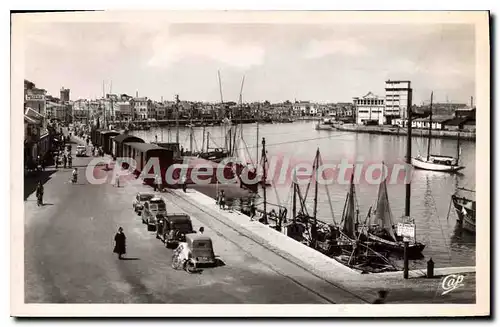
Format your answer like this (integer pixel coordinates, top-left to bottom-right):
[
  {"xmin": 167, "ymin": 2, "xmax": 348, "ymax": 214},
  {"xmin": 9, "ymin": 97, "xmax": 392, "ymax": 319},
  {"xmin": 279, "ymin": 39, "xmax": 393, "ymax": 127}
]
[
  {"xmin": 76, "ymin": 145, "xmax": 87, "ymax": 157},
  {"xmin": 171, "ymin": 234, "xmax": 216, "ymax": 271},
  {"xmin": 142, "ymin": 197, "xmax": 167, "ymax": 231},
  {"xmin": 132, "ymin": 192, "xmax": 155, "ymax": 215},
  {"xmin": 156, "ymin": 213, "xmax": 194, "ymax": 248}
]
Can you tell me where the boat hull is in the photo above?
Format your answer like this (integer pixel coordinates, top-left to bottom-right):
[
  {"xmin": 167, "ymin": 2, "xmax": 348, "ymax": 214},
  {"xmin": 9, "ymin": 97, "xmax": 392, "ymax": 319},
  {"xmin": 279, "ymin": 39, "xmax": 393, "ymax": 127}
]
[
  {"xmin": 366, "ymin": 233, "xmax": 425, "ymax": 256},
  {"xmin": 411, "ymin": 157, "xmax": 464, "ymax": 172},
  {"xmin": 315, "ymin": 124, "xmax": 335, "ymax": 131},
  {"xmin": 451, "ymin": 194, "xmax": 476, "ymax": 233}
]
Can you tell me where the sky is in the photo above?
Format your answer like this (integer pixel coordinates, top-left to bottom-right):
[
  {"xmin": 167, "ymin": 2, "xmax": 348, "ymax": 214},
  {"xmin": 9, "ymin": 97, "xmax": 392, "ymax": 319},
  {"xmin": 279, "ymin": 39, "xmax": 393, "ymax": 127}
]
[{"xmin": 22, "ymin": 18, "xmax": 476, "ymax": 105}]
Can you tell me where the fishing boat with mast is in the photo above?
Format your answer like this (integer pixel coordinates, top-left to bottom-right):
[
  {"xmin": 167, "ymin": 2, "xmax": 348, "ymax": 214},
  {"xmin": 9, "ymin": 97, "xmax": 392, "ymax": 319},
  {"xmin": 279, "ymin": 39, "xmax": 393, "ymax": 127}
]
[
  {"xmin": 411, "ymin": 91, "xmax": 465, "ymax": 172},
  {"xmin": 357, "ymin": 168, "xmax": 425, "ymax": 256},
  {"xmin": 281, "ymin": 148, "xmax": 398, "ymax": 273}
]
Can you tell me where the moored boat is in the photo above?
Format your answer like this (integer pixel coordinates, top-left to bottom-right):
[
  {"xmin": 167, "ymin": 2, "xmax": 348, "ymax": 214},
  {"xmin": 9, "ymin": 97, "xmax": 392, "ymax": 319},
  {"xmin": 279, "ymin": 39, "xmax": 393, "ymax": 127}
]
[
  {"xmin": 451, "ymin": 188, "xmax": 476, "ymax": 233},
  {"xmin": 411, "ymin": 91, "xmax": 464, "ymax": 173}
]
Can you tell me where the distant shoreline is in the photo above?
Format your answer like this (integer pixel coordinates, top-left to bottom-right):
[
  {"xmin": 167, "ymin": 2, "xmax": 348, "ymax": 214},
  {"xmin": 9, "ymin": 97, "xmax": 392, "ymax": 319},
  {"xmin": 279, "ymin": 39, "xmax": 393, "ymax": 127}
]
[{"xmin": 333, "ymin": 124, "xmax": 476, "ymax": 141}]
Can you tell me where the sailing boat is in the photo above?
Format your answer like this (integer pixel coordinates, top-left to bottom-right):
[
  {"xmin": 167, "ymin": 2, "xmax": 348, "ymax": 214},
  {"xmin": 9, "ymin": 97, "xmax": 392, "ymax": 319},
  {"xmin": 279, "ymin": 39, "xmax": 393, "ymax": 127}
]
[
  {"xmin": 411, "ymin": 91, "xmax": 465, "ymax": 172},
  {"xmin": 451, "ymin": 187, "xmax": 476, "ymax": 233},
  {"xmin": 360, "ymin": 171, "xmax": 426, "ymax": 256},
  {"xmin": 333, "ymin": 172, "xmax": 399, "ymax": 272}
]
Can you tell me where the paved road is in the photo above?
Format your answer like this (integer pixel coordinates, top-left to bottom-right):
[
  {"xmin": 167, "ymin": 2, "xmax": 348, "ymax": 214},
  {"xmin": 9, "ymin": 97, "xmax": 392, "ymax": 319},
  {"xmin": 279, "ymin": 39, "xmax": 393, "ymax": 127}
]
[{"xmin": 24, "ymin": 140, "xmax": 366, "ymax": 304}]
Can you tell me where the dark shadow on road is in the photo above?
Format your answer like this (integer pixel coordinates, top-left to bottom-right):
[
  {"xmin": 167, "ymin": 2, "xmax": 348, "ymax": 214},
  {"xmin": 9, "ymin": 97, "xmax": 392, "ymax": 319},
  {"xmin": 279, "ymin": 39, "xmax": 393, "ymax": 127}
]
[
  {"xmin": 214, "ymin": 258, "xmax": 226, "ymax": 267},
  {"xmin": 120, "ymin": 257, "xmax": 140, "ymax": 261},
  {"xmin": 24, "ymin": 170, "xmax": 57, "ymax": 201}
]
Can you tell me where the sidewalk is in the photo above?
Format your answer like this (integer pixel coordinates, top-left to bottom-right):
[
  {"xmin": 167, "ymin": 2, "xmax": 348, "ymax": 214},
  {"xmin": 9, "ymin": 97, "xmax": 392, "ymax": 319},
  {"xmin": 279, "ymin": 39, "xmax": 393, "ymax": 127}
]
[{"xmin": 173, "ymin": 188, "xmax": 477, "ymax": 303}]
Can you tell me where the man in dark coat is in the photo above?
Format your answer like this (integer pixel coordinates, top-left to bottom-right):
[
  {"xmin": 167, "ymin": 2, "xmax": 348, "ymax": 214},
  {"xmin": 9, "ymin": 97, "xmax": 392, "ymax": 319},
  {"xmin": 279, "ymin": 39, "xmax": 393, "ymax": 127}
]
[
  {"xmin": 35, "ymin": 182, "xmax": 44, "ymax": 206},
  {"xmin": 113, "ymin": 227, "xmax": 126, "ymax": 260}
]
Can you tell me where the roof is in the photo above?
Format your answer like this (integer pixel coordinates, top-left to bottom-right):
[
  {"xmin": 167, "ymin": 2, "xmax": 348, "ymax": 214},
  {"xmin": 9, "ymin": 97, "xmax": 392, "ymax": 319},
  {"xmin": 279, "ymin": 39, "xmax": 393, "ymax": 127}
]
[
  {"xmin": 113, "ymin": 134, "xmax": 145, "ymax": 144},
  {"xmin": 185, "ymin": 233, "xmax": 212, "ymax": 243},
  {"xmin": 125, "ymin": 142, "xmax": 167, "ymax": 153},
  {"xmin": 24, "ymin": 115, "xmax": 40, "ymax": 124},
  {"xmin": 413, "ymin": 115, "xmax": 453, "ymax": 123},
  {"xmin": 165, "ymin": 214, "xmax": 191, "ymax": 223}
]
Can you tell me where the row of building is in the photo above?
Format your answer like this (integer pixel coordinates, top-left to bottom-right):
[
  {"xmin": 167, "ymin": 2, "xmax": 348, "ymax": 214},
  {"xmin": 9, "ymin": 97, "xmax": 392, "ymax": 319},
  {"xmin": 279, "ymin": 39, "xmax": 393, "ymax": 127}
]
[
  {"xmin": 352, "ymin": 80, "xmax": 475, "ymax": 127},
  {"xmin": 24, "ymin": 79, "xmax": 68, "ymax": 167}
]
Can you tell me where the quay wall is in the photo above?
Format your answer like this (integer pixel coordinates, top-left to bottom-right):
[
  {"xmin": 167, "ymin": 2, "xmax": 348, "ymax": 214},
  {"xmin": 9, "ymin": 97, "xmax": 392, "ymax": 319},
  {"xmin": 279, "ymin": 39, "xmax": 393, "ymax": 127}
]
[{"xmin": 335, "ymin": 124, "xmax": 476, "ymax": 141}]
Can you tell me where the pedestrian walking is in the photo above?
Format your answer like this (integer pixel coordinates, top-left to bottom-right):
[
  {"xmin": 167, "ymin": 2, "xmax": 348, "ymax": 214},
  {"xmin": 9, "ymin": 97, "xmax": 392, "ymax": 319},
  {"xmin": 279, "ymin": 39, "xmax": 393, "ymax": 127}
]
[
  {"xmin": 54, "ymin": 155, "xmax": 59, "ymax": 169},
  {"xmin": 35, "ymin": 181, "xmax": 44, "ymax": 206},
  {"xmin": 68, "ymin": 155, "xmax": 72, "ymax": 168},
  {"xmin": 156, "ymin": 174, "xmax": 163, "ymax": 192},
  {"xmin": 181, "ymin": 175, "xmax": 187, "ymax": 193},
  {"xmin": 113, "ymin": 227, "xmax": 126, "ymax": 260},
  {"xmin": 62, "ymin": 155, "xmax": 67, "ymax": 169},
  {"xmin": 219, "ymin": 190, "xmax": 225, "ymax": 210},
  {"xmin": 250, "ymin": 200, "xmax": 256, "ymax": 220},
  {"xmin": 114, "ymin": 173, "xmax": 120, "ymax": 187},
  {"xmin": 373, "ymin": 290, "xmax": 388, "ymax": 304}
]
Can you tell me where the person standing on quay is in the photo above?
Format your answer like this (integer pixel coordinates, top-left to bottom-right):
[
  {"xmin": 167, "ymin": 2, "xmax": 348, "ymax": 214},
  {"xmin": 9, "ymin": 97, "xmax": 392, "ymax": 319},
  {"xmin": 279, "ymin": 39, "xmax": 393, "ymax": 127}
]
[
  {"xmin": 35, "ymin": 182, "xmax": 44, "ymax": 206},
  {"xmin": 219, "ymin": 190, "xmax": 225, "ymax": 210},
  {"xmin": 113, "ymin": 227, "xmax": 126, "ymax": 260}
]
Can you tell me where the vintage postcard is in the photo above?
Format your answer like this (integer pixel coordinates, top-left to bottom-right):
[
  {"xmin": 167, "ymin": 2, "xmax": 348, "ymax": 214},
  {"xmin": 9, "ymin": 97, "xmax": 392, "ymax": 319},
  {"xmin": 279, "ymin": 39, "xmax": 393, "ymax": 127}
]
[{"xmin": 11, "ymin": 10, "xmax": 490, "ymax": 317}]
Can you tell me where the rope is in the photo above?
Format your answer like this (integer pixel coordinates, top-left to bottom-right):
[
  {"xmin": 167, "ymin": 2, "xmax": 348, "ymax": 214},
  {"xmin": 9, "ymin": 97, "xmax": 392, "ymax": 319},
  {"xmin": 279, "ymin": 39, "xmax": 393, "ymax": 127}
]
[{"xmin": 428, "ymin": 189, "xmax": 452, "ymax": 261}]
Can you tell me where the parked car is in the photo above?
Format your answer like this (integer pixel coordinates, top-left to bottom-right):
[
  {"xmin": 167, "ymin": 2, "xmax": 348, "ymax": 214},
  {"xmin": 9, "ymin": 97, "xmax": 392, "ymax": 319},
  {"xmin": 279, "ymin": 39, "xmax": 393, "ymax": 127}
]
[
  {"xmin": 171, "ymin": 234, "xmax": 216, "ymax": 271},
  {"xmin": 132, "ymin": 192, "xmax": 155, "ymax": 215},
  {"xmin": 142, "ymin": 197, "xmax": 167, "ymax": 231},
  {"xmin": 156, "ymin": 213, "xmax": 194, "ymax": 248},
  {"xmin": 76, "ymin": 145, "xmax": 87, "ymax": 157}
]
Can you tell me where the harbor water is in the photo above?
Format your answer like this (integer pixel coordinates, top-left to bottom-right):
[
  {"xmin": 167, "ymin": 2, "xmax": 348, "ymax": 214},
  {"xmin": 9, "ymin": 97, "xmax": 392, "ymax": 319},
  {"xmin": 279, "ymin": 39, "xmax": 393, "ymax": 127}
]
[{"xmin": 130, "ymin": 121, "xmax": 476, "ymax": 270}]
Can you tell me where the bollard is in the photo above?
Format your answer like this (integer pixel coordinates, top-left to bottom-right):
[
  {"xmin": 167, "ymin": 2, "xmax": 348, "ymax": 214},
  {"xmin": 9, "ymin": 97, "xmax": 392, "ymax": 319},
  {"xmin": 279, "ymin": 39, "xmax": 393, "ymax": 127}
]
[{"xmin": 427, "ymin": 258, "xmax": 434, "ymax": 278}]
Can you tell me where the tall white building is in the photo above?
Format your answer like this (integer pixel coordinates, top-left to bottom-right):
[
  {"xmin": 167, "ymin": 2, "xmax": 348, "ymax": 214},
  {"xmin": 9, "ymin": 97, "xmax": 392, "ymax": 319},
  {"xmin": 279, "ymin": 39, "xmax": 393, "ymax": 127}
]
[
  {"xmin": 353, "ymin": 92, "xmax": 385, "ymax": 125},
  {"xmin": 384, "ymin": 80, "xmax": 412, "ymax": 124}
]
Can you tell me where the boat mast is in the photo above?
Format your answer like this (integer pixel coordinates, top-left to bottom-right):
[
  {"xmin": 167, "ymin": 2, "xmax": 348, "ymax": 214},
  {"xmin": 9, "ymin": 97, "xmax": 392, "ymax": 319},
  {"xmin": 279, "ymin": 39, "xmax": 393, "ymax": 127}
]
[
  {"xmin": 256, "ymin": 103, "xmax": 260, "ymax": 165},
  {"xmin": 189, "ymin": 125, "xmax": 193, "ymax": 154},
  {"xmin": 202, "ymin": 125, "xmax": 206, "ymax": 153},
  {"xmin": 292, "ymin": 179, "xmax": 297, "ymax": 224},
  {"xmin": 456, "ymin": 130, "xmax": 461, "ymax": 164},
  {"xmin": 404, "ymin": 83, "xmax": 413, "ymax": 280},
  {"xmin": 311, "ymin": 148, "xmax": 320, "ymax": 245},
  {"xmin": 405, "ymin": 85, "xmax": 413, "ymax": 217},
  {"xmin": 175, "ymin": 94, "xmax": 180, "ymax": 144},
  {"xmin": 206, "ymin": 131, "xmax": 210, "ymax": 152},
  {"xmin": 262, "ymin": 137, "xmax": 268, "ymax": 225},
  {"xmin": 426, "ymin": 91, "xmax": 433, "ymax": 161},
  {"xmin": 217, "ymin": 71, "xmax": 227, "ymax": 153}
]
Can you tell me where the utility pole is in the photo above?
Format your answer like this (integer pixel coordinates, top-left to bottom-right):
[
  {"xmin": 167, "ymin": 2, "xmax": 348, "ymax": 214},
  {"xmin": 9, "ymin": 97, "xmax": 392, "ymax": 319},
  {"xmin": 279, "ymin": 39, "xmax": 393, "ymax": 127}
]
[
  {"xmin": 404, "ymin": 83, "xmax": 413, "ymax": 280},
  {"xmin": 175, "ymin": 94, "xmax": 180, "ymax": 144},
  {"xmin": 109, "ymin": 80, "xmax": 114, "ymax": 123},
  {"xmin": 471, "ymin": 96, "xmax": 474, "ymax": 108},
  {"xmin": 262, "ymin": 137, "xmax": 268, "ymax": 225}
]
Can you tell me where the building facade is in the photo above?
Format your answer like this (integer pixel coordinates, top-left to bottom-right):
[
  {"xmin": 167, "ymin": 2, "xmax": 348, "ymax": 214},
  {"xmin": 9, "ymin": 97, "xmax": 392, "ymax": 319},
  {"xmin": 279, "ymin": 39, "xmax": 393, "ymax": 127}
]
[
  {"xmin": 353, "ymin": 92, "xmax": 385, "ymax": 125},
  {"xmin": 131, "ymin": 97, "xmax": 153, "ymax": 120},
  {"xmin": 385, "ymin": 80, "xmax": 412, "ymax": 124},
  {"xmin": 60, "ymin": 87, "xmax": 70, "ymax": 102}
]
